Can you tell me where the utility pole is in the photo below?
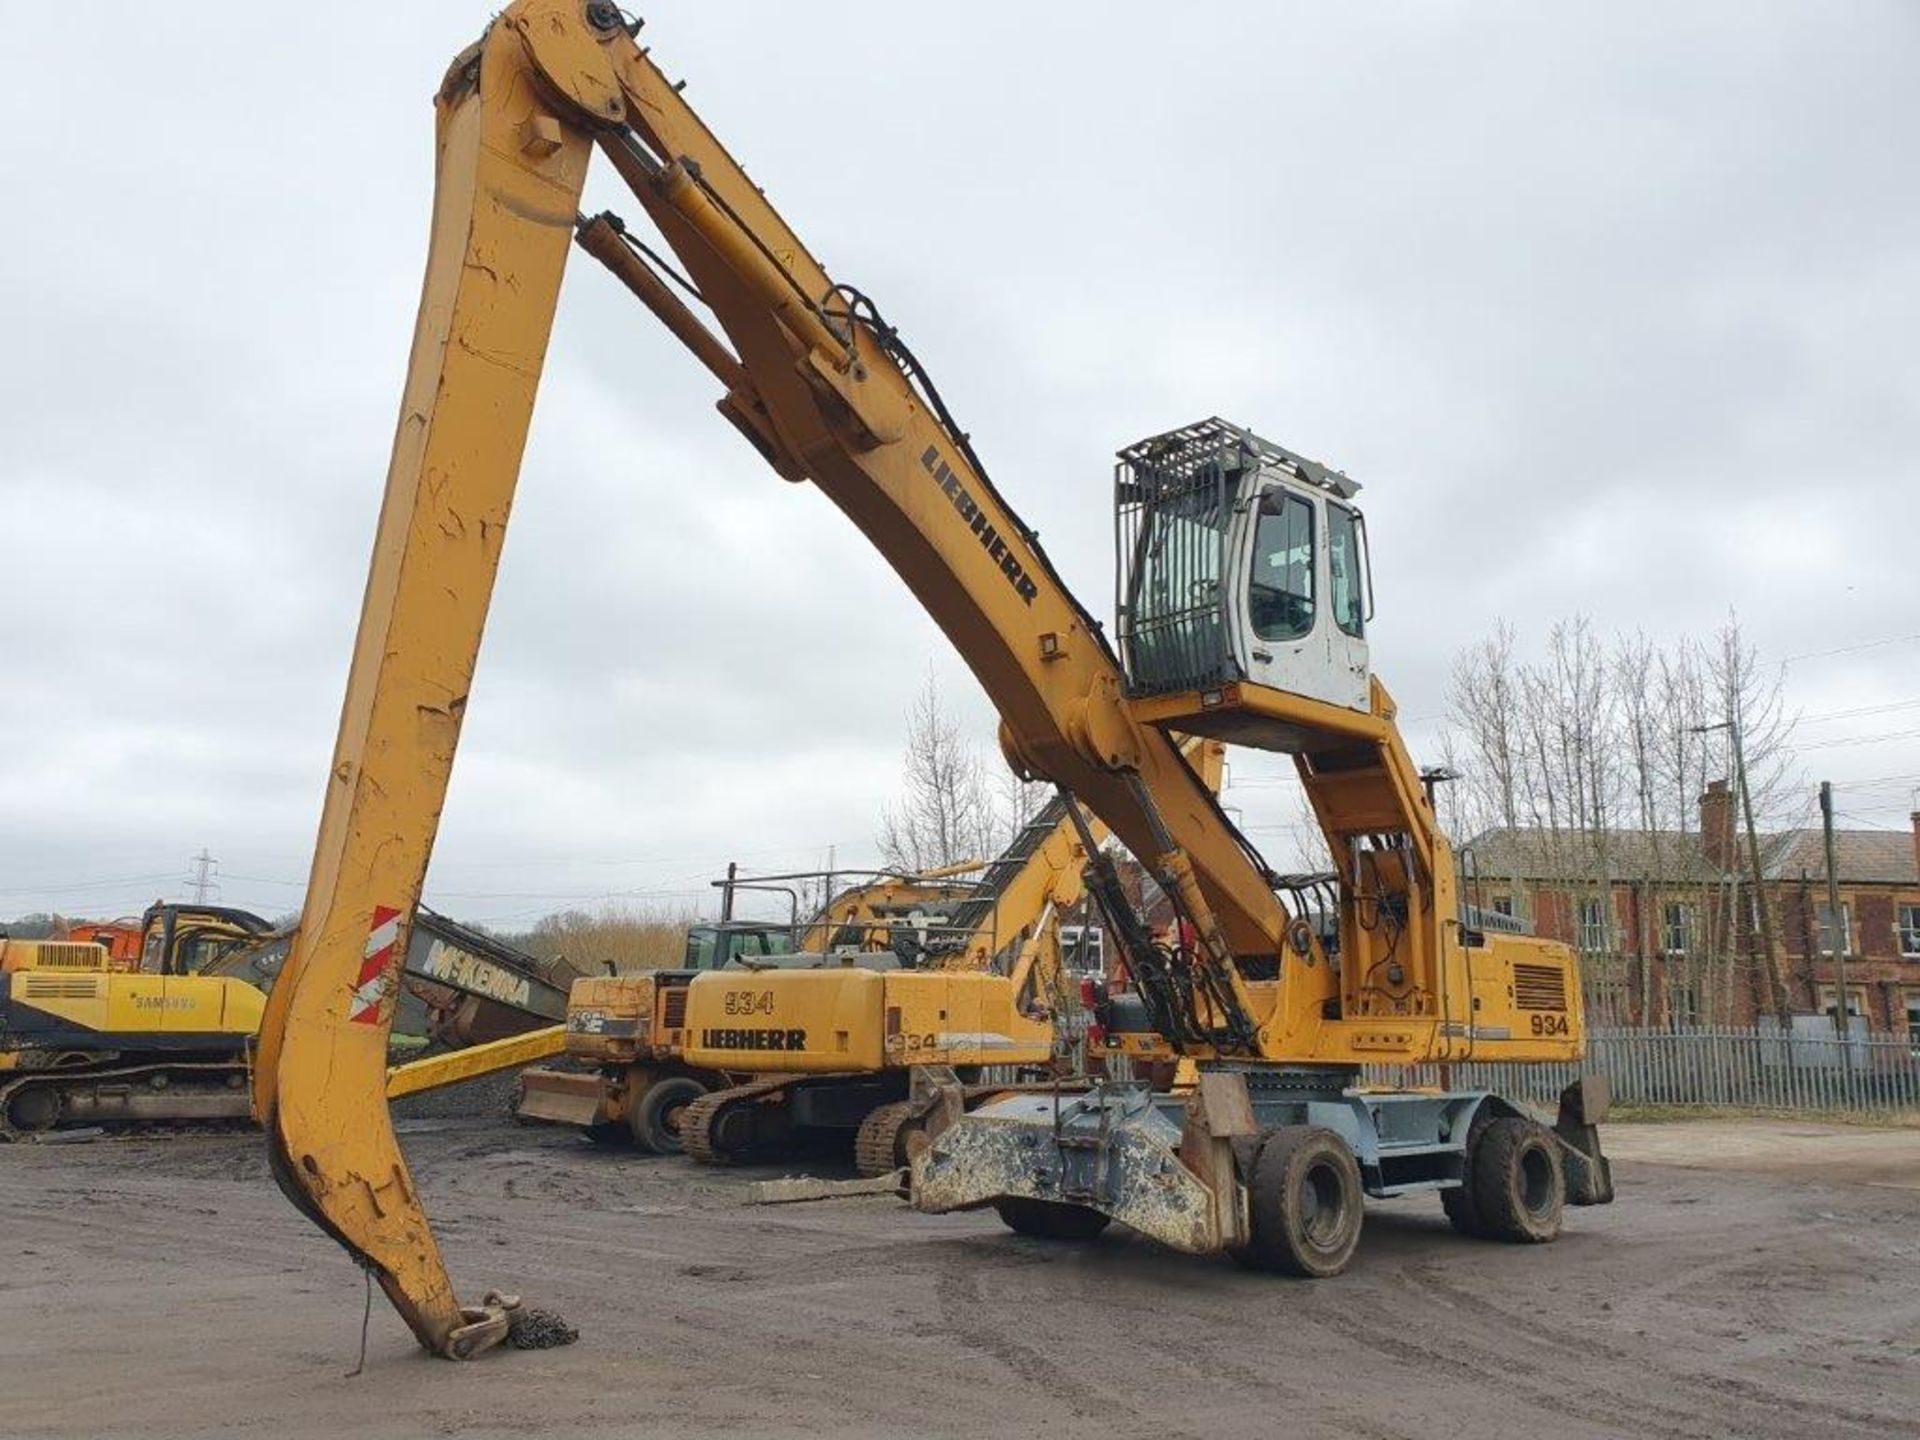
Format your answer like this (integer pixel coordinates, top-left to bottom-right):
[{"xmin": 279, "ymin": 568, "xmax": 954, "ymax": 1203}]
[
  {"xmin": 1691, "ymin": 717, "xmax": 1789, "ymax": 1027},
  {"xmin": 186, "ymin": 848, "xmax": 219, "ymax": 904},
  {"xmin": 1819, "ymin": 781, "xmax": 1853, "ymax": 1073}
]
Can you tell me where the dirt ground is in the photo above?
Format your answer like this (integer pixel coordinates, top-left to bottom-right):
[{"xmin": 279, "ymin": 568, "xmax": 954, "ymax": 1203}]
[{"xmin": 3, "ymin": 1106, "xmax": 1917, "ymax": 1440}]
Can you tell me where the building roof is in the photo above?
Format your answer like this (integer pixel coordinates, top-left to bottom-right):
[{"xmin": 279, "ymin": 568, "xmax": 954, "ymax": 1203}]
[
  {"xmin": 1464, "ymin": 824, "xmax": 1917, "ymax": 888},
  {"xmin": 1464, "ymin": 827, "xmax": 1728, "ymax": 886},
  {"xmin": 1763, "ymin": 829, "xmax": 1919, "ymax": 886}
]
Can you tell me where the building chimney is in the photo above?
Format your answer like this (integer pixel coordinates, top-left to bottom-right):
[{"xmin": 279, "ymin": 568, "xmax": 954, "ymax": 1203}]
[
  {"xmin": 1700, "ymin": 780, "xmax": 1736, "ymax": 872},
  {"xmin": 1911, "ymin": 810, "xmax": 1920, "ymax": 885}
]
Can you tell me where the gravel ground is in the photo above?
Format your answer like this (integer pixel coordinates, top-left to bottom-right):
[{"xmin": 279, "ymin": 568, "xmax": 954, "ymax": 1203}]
[{"xmin": 2, "ymin": 1098, "xmax": 1916, "ymax": 1440}]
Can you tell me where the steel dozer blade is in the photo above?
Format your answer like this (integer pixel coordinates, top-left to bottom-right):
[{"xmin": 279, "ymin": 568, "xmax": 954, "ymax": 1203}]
[
  {"xmin": 514, "ymin": 1067, "xmax": 608, "ymax": 1128},
  {"xmin": 911, "ymin": 1086, "xmax": 1228, "ymax": 1256}
]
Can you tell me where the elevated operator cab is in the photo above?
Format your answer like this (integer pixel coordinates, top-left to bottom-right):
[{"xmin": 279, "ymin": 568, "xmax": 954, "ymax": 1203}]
[{"xmin": 1117, "ymin": 418, "xmax": 1374, "ymax": 747}]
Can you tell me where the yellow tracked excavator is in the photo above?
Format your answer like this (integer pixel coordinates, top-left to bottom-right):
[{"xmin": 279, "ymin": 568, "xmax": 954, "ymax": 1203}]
[
  {"xmin": 253, "ymin": 0, "xmax": 1609, "ymax": 1359},
  {"xmin": 1, "ymin": 899, "xmax": 578, "ymax": 1138}
]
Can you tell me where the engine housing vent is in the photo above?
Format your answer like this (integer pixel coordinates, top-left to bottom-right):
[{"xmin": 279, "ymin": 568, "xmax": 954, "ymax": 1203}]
[{"xmin": 1512, "ymin": 963, "xmax": 1569, "ymax": 1012}]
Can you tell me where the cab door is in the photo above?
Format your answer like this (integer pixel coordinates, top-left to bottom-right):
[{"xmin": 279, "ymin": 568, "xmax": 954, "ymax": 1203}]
[{"xmin": 1234, "ymin": 484, "xmax": 1370, "ymax": 712}]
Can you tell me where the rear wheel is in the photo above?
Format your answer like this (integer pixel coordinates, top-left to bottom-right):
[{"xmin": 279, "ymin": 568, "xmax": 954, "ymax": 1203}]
[
  {"xmin": 994, "ymin": 1197, "xmax": 1112, "ymax": 1241},
  {"xmin": 1472, "ymin": 1117, "xmax": 1565, "ymax": 1244},
  {"xmin": 629, "ymin": 1075, "xmax": 707, "ymax": 1156},
  {"xmin": 1441, "ymin": 1107, "xmax": 1494, "ymax": 1238},
  {"xmin": 1233, "ymin": 1125, "xmax": 1364, "ymax": 1277}
]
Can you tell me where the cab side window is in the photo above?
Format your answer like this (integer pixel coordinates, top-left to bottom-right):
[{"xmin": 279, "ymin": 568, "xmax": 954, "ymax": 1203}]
[
  {"xmin": 1248, "ymin": 492, "xmax": 1315, "ymax": 641},
  {"xmin": 1327, "ymin": 502, "xmax": 1365, "ymax": 639}
]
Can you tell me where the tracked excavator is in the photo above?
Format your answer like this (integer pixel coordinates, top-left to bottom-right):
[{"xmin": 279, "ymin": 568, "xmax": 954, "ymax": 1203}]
[
  {"xmin": 253, "ymin": 0, "xmax": 1610, "ymax": 1358},
  {"xmin": 0, "ymin": 899, "xmax": 576, "ymax": 1137}
]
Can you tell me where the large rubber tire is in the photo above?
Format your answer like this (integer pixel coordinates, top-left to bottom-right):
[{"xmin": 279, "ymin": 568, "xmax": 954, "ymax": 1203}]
[
  {"xmin": 1441, "ymin": 1107, "xmax": 1494, "ymax": 1238},
  {"xmin": 1235, "ymin": 1125, "xmax": 1364, "ymax": 1278},
  {"xmin": 1472, "ymin": 1116, "xmax": 1565, "ymax": 1244},
  {"xmin": 994, "ymin": 1197, "xmax": 1112, "ymax": 1242},
  {"xmin": 630, "ymin": 1075, "xmax": 707, "ymax": 1156}
]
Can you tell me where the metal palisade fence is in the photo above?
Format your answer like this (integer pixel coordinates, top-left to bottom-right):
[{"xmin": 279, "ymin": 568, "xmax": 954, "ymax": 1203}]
[{"xmin": 1378, "ymin": 1023, "xmax": 1920, "ymax": 1117}]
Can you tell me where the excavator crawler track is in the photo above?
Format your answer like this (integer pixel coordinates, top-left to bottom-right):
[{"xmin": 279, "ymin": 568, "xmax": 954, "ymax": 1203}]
[
  {"xmin": 853, "ymin": 1100, "xmax": 919, "ymax": 1179},
  {"xmin": 680, "ymin": 1075, "xmax": 794, "ymax": 1165},
  {"xmin": 0, "ymin": 1059, "xmax": 253, "ymax": 1142}
]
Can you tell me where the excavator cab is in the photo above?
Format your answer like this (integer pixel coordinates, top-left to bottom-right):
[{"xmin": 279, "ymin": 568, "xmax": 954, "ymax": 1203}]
[
  {"xmin": 1117, "ymin": 418, "xmax": 1373, "ymax": 737},
  {"xmin": 137, "ymin": 902, "xmax": 276, "ymax": 977},
  {"xmin": 683, "ymin": 921, "xmax": 795, "ymax": 970}
]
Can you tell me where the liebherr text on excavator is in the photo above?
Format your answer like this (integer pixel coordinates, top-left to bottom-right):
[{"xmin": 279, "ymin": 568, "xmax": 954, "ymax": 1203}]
[{"xmin": 256, "ymin": 0, "xmax": 1610, "ymax": 1359}]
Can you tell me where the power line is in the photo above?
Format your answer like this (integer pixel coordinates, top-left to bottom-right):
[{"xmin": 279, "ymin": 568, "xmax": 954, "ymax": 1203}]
[
  {"xmin": 1797, "ymin": 696, "xmax": 1920, "ymax": 725},
  {"xmin": 1791, "ymin": 725, "xmax": 1920, "ymax": 751},
  {"xmin": 0, "ymin": 871, "xmax": 182, "ymax": 897},
  {"xmin": 1780, "ymin": 631, "xmax": 1920, "ymax": 666},
  {"xmin": 1834, "ymin": 811, "xmax": 1912, "ymax": 833},
  {"xmin": 1828, "ymin": 770, "xmax": 1920, "ymax": 789}
]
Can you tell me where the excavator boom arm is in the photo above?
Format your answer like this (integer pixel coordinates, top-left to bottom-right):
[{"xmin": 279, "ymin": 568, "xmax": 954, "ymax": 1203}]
[{"xmin": 259, "ymin": 1, "xmax": 1285, "ymax": 1357}]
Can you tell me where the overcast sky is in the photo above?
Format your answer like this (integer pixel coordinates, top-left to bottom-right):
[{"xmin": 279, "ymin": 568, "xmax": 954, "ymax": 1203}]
[{"xmin": 3, "ymin": 3, "xmax": 1916, "ymax": 928}]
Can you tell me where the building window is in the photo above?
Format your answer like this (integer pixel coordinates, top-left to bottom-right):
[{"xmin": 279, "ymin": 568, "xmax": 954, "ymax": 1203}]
[
  {"xmin": 1818, "ymin": 986, "xmax": 1866, "ymax": 1022},
  {"xmin": 1491, "ymin": 895, "xmax": 1514, "ymax": 918},
  {"xmin": 1904, "ymin": 993, "xmax": 1920, "ymax": 1036},
  {"xmin": 1817, "ymin": 903, "xmax": 1852, "ymax": 957},
  {"xmin": 1585, "ymin": 970, "xmax": 1629, "ymax": 1026},
  {"xmin": 1899, "ymin": 905, "xmax": 1920, "ymax": 959},
  {"xmin": 1666, "ymin": 980, "xmax": 1702, "ymax": 1029},
  {"xmin": 1576, "ymin": 898, "xmax": 1608, "ymax": 953},
  {"xmin": 1662, "ymin": 902, "xmax": 1694, "ymax": 956}
]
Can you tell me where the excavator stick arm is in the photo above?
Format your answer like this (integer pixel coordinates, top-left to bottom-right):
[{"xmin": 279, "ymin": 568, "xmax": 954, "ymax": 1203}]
[{"xmin": 253, "ymin": 16, "xmax": 593, "ymax": 1358}]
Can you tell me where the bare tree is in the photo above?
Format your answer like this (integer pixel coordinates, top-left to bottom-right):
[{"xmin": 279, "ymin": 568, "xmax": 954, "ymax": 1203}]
[
  {"xmin": 1705, "ymin": 612, "xmax": 1801, "ymax": 1026},
  {"xmin": 990, "ymin": 756, "xmax": 1050, "ymax": 855},
  {"xmin": 1443, "ymin": 610, "xmax": 1800, "ymax": 1027},
  {"xmin": 878, "ymin": 670, "xmax": 999, "ymax": 873}
]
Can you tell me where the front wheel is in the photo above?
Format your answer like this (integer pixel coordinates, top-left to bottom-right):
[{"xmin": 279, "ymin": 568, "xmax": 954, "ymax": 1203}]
[
  {"xmin": 1232, "ymin": 1125, "xmax": 1364, "ymax": 1278},
  {"xmin": 629, "ymin": 1075, "xmax": 708, "ymax": 1156}
]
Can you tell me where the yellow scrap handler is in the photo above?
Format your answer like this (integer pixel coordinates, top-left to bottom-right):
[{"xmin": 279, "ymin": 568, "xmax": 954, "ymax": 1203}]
[
  {"xmin": 252, "ymin": 1, "xmax": 1611, "ymax": 1358},
  {"xmin": 514, "ymin": 867, "xmax": 981, "ymax": 1147},
  {"xmin": 672, "ymin": 743, "xmax": 1220, "ymax": 1173},
  {"xmin": 521, "ymin": 741, "xmax": 1217, "ymax": 1167}
]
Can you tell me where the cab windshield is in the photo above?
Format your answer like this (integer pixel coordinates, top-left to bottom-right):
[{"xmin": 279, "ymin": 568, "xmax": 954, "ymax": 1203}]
[{"xmin": 1124, "ymin": 484, "xmax": 1232, "ymax": 690}]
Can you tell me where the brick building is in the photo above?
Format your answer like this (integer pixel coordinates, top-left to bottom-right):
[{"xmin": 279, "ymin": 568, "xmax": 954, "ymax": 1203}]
[{"xmin": 1464, "ymin": 783, "xmax": 1920, "ymax": 1033}]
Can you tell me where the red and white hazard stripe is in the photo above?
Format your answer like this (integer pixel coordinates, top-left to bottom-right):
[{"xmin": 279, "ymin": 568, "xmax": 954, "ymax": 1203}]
[{"xmin": 347, "ymin": 904, "xmax": 402, "ymax": 1025}]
